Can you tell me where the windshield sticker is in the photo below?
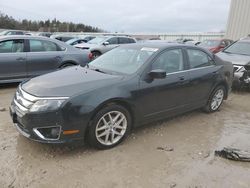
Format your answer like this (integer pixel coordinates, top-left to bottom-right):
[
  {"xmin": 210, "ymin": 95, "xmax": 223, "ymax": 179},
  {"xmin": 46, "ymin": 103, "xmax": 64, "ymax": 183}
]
[{"xmin": 141, "ymin": 47, "xmax": 159, "ymax": 52}]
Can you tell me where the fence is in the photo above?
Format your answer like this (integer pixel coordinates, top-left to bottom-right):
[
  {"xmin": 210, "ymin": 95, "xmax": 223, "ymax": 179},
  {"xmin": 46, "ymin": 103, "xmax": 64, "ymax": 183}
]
[
  {"xmin": 0, "ymin": 29, "xmax": 225, "ymax": 41},
  {"xmin": 53, "ymin": 32, "xmax": 225, "ymax": 41}
]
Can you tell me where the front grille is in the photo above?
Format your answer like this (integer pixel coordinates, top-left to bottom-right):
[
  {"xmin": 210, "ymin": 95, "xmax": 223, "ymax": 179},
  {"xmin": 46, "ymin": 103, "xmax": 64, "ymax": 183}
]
[{"xmin": 14, "ymin": 87, "xmax": 36, "ymax": 115}]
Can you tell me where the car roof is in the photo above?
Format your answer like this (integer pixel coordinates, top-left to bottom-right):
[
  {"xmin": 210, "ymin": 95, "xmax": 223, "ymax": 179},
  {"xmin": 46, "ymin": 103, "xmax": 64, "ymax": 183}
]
[
  {"xmin": 0, "ymin": 35, "xmax": 71, "ymax": 48},
  {"xmin": 0, "ymin": 35, "xmax": 57, "ymax": 41},
  {"xmin": 122, "ymin": 42, "xmax": 192, "ymax": 49},
  {"xmin": 1, "ymin": 30, "xmax": 24, "ymax": 32}
]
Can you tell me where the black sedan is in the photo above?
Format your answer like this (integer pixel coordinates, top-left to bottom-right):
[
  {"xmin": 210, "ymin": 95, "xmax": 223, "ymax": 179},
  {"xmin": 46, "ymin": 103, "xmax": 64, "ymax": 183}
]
[
  {"xmin": 0, "ymin": 35, "xmax": 90, "ymax": 83},
  {"xmin": 10, "ymin": 43, "xmax": 233, "ymax": 149}
]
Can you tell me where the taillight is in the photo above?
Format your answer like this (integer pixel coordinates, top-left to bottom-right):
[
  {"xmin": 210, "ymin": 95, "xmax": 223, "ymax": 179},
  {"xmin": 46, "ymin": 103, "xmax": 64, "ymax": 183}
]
[
  {"xmin": 88, "ymin": 52, "xmax": 93, "ymax": 60},
  {"xmin": 209, "ymin": 47, "xmax": 219, "ymax": 53}
]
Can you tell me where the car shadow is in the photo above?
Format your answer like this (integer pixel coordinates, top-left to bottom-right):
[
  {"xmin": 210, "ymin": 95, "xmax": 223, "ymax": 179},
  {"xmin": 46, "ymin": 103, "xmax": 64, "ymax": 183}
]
[
  {"xmin": 15, "ymin": 109, "xmax": 204, "ymax": 159},
  {"xmin": 0, "ymin": 83, "xmax": 19, "ymax": 89}
]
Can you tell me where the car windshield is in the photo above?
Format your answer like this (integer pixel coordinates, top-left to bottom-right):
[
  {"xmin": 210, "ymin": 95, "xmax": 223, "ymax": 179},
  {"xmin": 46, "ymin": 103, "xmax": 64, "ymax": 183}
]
[
  {"xmin": 199, "ymin": 40, "xmax": 220, "ymax": 47},
  {"xmin": 223, "ymin": 41, "xmax": 250, "ymax": 56},
  {"xmin": 0, "ymin": 31, "xmax": 8, "ymax": 35},
  {"xmin": 66, "ymin": 38, "xmax": 78, "ymax": 44},
  {"xmin": 88, "ymin": 37, "xmax": 108, "ymax": 44},
  {"xmin": 89, "ymin": 46, "xmax": 157, "ymax": 74}
]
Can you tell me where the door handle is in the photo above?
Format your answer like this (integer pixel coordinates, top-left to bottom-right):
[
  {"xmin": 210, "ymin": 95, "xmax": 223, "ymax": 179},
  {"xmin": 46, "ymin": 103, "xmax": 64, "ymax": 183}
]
[
  {"xmin": 178, "ymin": 76, "xmax": 189, "ymax": 85},
  {"xmin": 16, "ymin": 57, "xmax": 26, "ymax": 61},
  {"xmin": 179, "ymin": 76, "xmax": 185, "ymax": 81}
]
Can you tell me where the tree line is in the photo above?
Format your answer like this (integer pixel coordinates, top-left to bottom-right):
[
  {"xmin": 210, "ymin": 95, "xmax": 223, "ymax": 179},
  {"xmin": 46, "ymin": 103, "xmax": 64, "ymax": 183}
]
[{"xmin": 0, "ymin": 12, "xmax": 103, "ymax": 32}]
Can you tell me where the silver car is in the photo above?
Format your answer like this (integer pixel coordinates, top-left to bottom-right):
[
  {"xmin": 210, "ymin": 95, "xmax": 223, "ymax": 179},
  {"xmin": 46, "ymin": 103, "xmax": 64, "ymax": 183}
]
[
  {"xmin": 217, "ymin": 37, "xmax": 250, "ymax": 88},
  {"xmin": 0, "ymin": 35, "xmax": 90, "ymax": 83},
  {"xmin": 74, "ymin": 36, "xmax": 136, "ymax": 59},
  {"xmin": 0, "ymin": 30, "xmax": 25, "ymax": 36}
]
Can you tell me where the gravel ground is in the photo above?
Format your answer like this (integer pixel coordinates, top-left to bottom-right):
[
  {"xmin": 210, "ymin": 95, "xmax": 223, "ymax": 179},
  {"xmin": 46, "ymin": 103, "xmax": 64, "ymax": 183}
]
[{"xmin": 0, "ymin": 84, "xmax": 250, "ymax": 188}]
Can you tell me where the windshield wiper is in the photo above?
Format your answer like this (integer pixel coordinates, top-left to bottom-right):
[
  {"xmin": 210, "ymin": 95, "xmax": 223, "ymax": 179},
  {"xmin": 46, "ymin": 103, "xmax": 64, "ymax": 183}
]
[
  {"xmin": 86, "ymin": 65, "xmax": 111, "ymax": 74},
  {"xmin": 94, "ymin": 68, "xmax": 108, "ymax": 74}
]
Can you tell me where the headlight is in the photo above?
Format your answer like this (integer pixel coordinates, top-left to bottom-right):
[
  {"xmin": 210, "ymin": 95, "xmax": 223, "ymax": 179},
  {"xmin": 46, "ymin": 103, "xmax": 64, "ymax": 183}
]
[
  {"xmin": 29, "ymin": 99, "xmax": 65, "ymax": 112},
  {"xmin": 233, "ymin": 65, "xmax": 244, "ymax": 72}
]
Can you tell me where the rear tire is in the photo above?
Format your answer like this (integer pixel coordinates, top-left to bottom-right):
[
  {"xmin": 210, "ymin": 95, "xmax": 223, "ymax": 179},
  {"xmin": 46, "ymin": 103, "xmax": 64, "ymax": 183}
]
[
  {"xmin": 87, "ymin": 104, "xmax": 132, "ymax": 149},
  {"xmin": 203, "ymin": 85, "xmax": 226, "ymax": 113}
]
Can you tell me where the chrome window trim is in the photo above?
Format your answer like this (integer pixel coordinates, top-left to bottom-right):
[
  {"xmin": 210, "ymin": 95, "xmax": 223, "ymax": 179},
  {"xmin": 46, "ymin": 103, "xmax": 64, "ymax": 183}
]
[{"xmin": 166, "ymin": 65, "xmax": 215, "ymax": 76}]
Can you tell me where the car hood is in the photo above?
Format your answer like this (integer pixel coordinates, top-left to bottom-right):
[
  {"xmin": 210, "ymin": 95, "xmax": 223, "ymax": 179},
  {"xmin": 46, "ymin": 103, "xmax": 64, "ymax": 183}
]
[
  {"xmin": 74, "ymin": 43, "xmax": 98, "ymax": 49},
  {"xmin": 217, "ymin": 52, "xmax": 250, "ymax": 66},
  {"xmin": 22, "ymin": 66, "xmax": 124, "ymax": 97}
]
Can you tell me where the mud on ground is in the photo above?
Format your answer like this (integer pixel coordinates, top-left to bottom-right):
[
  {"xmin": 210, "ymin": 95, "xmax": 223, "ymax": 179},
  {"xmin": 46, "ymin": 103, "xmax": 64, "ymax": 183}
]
[{"xmin": 0, "ymin": 84, "xmax": 250, "ymax": 188}]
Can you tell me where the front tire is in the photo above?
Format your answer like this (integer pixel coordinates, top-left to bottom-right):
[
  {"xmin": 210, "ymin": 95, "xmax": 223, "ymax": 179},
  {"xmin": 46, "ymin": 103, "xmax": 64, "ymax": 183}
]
[
  {"xmin": 92, "ymin": 51, "xmax": 101, "ymax": 60},
  {"xmin": 87, "ymin": 104, "xmax": 132, "ymax": 149},
  {"xmin": 204, "ymin": 85, "xmax": 225, "ymax": 113}
]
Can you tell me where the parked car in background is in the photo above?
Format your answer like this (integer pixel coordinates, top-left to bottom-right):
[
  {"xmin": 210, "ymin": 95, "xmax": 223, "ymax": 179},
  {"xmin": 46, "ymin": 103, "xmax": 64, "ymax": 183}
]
[
  {"xmin": 0, "ymin": 35, "xmax": 90, "ymax": 83},
  {"xmin": 217, "ymin": 37, "xmax": 250, "ymax": 88},
  {"xmin": 75, "ymin": 36, "xmax": 136, "ymax": 59},
  {"xmin": 24, "ymin": 32, "xmax": 35, "ymax": 36},
  {"xmin": 37, "ymin": 32, "xmax": 53, "ymax": 38},
  {"xmin": 138, "ymin": 39, "xmax": 169, "ymax": 43},
  {"xmin": 185, "ymin": 40, "xmax": 201, "ymax": 45},
  {"xmin": 50, "ymin": 35, "xmax": 75, "ymax": 42},
  {"xmin": 0, "ymin": 30, "xmax": 25, "ymax": 36},
  {"xmin": 175, "ymin": 38, "xmax": 194, "ymax": 44},
  {"xmin": 10, "ymin": 43, "xmax": 233, "ymax": 149},
  {"xmin": 199, "ymin": 39, "xmax": 233, "ymax": 54},
  {"xmin": 66, "ymin": 36, "xmax": 95, "ymax": 46}
]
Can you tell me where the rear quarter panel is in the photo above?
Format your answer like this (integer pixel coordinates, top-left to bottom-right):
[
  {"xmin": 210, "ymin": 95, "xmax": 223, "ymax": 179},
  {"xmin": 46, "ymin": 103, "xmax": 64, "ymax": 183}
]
[{"xmin": 214, "ymin": 55, "xmax": 234, "ymax": 92}]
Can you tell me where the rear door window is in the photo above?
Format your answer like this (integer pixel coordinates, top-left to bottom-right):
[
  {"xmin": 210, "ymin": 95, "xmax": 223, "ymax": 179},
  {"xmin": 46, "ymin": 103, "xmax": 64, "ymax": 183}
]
[
  {"xmin": 29, "ymin": 40, "xmax": 59, "ymax": 52},
  {"xmin": 128, "ymin": 38, "xmax": 136, "ymax": 43},
  {"xmin": 107, "ymin": 37, "xmax": 118, "ymax": 44},
  {"xmin": 187, "ymin": 49, "xmax": 214, "ymax": 69},
  {"xmin": 119, "ymin": 38, "xmax": 135, "ymax": 44},
  {"xmin": 0, "ymin": 39, "xmax": 24, "ymax": 53},
  {"xmin": 119, "ymin": 37, "xmax": 129, "ymax": 44}
]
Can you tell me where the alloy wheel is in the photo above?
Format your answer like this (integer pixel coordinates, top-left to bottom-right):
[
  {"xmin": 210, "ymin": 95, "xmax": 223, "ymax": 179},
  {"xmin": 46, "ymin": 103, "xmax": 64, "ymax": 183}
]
[
  {"xmin": 95, "ymin": 111, "xmax": 127, "ymax": 146},
  {"xmin": 210, "ymin": 89, "xmax": 224, "ymax": 111}
]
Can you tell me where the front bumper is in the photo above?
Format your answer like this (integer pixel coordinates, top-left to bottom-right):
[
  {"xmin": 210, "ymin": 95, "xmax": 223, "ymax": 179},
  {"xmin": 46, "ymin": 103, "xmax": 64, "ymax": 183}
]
[
  {"xmin": 9, "ymin": 103, "xmax": 85, "ymax": 144},
  {"xmin": 233, "ymin": 65, "xmax": 250, "ymax": 88}
]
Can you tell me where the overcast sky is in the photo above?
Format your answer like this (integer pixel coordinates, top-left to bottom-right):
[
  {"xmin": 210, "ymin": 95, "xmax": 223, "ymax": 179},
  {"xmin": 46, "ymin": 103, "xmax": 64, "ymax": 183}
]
[{"xmin": 0, "ymin": 0, "xmax": 231, "ymax": 33}]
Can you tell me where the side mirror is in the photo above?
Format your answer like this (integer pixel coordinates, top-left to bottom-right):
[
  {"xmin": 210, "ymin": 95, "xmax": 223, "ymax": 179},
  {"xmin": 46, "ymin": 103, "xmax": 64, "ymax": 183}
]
[
  {"xmin": 103, "ymin": 41, "xmax": 109, "ymax": 46},
  {"xmin": 149, "ymin": 69, "xmax": 166, "ymax": 79}
]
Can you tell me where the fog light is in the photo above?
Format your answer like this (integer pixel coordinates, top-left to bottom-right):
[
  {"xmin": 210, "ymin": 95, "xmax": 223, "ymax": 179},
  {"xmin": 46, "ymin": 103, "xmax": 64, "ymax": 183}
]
[{"xmin": 33, "ymin": 126, "xmax": 61, "ymax": 140}]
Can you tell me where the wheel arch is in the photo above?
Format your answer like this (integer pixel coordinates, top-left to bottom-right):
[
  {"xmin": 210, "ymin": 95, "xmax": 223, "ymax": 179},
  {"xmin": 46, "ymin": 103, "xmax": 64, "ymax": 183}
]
[
  {"xmin": 87, "ymin": 98, "xmax": 135, "ymax": 128},
  {"xmin": 59, "ymin": 60, "xmax": 78, "ymax": 68},
  {"xmin": 212, "ymin": 81, "xmax": 229, "ymax": 99},
  {"xmin": 91, "ymin": 50, "xmax": 102, "ymax": 54}
]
